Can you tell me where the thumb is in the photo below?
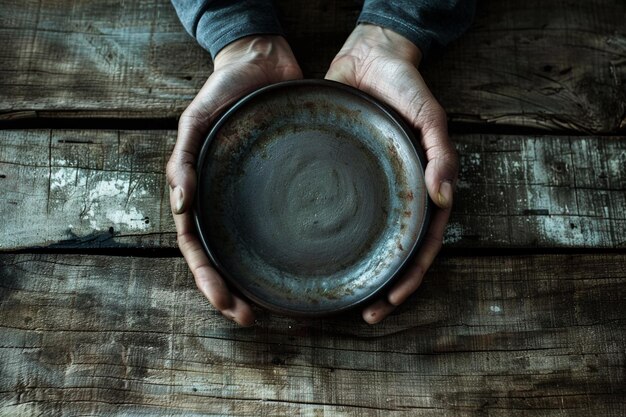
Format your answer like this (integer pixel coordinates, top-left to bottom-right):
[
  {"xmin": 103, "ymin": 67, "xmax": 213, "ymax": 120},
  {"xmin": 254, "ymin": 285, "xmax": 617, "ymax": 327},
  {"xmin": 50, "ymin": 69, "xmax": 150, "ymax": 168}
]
[
  {"xmin": 420, "ymin": 110, "xmax": 458, "ymax": 209},
  {"xmin": 166, "ymin": 72, "xmax": 243, "ymax": 215},
  {"xmin": 166, "ymin": 110, "xmax": 207, "ymax": 214}
]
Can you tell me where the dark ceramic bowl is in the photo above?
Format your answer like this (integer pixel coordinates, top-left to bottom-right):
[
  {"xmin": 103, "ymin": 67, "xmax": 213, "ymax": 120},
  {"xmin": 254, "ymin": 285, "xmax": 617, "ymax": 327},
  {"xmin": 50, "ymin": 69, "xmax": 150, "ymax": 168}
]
[{"xmin": 194, "ymin": 79, "xmax": 431, "ymax": 317}]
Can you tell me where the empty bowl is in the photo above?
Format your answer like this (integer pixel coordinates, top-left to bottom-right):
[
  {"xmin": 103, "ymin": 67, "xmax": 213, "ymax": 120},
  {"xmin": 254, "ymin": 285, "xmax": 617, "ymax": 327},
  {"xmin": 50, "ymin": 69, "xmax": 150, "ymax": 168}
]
[{"xmin": 194, "ymin": 79, "xmax": 431, "ymax": 316}]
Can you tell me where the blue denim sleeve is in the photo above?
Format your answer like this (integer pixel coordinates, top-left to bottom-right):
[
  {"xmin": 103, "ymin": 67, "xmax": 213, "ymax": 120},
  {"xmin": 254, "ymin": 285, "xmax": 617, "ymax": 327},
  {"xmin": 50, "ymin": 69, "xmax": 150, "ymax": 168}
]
[
  {"xmin": 359, "ymin": 0, "xmax": 476, "ymax": 57},
  {"xmin": 171, "ymin": 0, "xmax": 283, "ymax": 59}
]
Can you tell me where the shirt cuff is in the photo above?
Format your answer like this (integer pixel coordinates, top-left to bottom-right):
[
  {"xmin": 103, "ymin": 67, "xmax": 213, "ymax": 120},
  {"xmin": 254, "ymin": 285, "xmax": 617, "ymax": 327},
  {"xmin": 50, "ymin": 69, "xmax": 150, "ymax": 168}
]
[
  {"xmin": 358, "ymin": 0, "xmax": 476, "ymax": 58},
  {"xmin": 358, "ymin": 11, "xmax": 435, "ymax": 56},
  {"xmin": 172, "ymin": 0, "xmax": 284, "ymax": 59}
]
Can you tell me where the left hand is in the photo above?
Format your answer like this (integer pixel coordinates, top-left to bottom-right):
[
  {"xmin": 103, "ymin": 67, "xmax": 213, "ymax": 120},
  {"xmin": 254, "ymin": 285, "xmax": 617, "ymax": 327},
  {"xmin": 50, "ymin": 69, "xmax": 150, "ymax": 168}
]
[
  {"xmin": 166, "ymin": 35, "xmax": 303, "ymax": 326},
  {"xmin": 326, "ymin": 24, "xmax": 459, "ymax": 324}
]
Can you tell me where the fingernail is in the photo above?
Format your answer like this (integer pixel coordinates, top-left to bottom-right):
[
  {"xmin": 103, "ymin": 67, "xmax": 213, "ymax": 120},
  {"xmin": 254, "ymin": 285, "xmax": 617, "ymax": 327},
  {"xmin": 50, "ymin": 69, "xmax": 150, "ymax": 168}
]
[
  {"xmin": 174, "ymin": 186, "xmax": 184, "ymax": 214},
  {"xmin": 437, "ymin": 180, "xmax": 453, "ymax": 208}
]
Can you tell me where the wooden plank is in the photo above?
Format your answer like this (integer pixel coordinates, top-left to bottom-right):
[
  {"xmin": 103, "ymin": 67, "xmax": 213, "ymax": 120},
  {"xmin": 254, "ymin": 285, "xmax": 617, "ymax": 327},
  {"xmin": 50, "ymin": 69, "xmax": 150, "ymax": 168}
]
[
  {"xmin": 1, "ymin": 130, "xmax": 624, "ymax": 250},
  {"xmin": 0, "ymin": 0, "xmax": 210, "ymax": 120},
  {"xmin": 0, "ymin": 130, "xmax": 176, "ymax": 250},
  {"xmin": 0, "ymin": 253, "xmax": 624, "ymax": 416},
  {"xmin": 0, "ymin": 0, "xmax": 624, "ymax": 133},
  {"xmin": 423, "ymin": 0, "xmax": 626, "ymax": 133},
  {"xmin": 450, "ymin": 135, "xmax": 626, "ymax": 248}
]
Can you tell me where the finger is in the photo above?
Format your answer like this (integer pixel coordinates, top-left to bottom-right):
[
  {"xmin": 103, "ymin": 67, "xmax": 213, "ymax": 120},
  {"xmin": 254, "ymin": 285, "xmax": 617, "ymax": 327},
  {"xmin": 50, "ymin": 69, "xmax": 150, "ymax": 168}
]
[
  {"xmin": 174, "ymin": 210, "xmax": 233, "ymax": 311},
  {"xmin": 174, "ymin": 211, "xmax": 256, "ymax": 325},
  {"xmin": 362, "ymin": 299, "xmax": 397, "ymax": 324},
  {"xmin": 387, "ymin": 205, "xmax": 451, "ymax": 306},
  {"xmin": 222, "ymin": 294, "xmax": 256, "ymax": 327},
  {"xmin": 397, "ymin": 82, "xmax": 458, "ymax": 210},
  {"xmin": 388, "ymin": 263, "xmax": 424, "ymax": 307},
  {"xmin": 337, "ymin": 64, "xmax": 459, "ymax": 210}
]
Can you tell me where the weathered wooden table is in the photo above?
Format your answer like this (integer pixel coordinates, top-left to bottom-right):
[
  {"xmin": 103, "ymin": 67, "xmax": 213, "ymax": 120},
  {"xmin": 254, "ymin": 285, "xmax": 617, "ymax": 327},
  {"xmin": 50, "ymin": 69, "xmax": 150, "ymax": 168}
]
[{"xmin": 1, "ymin": 1, "xmax": 625, "ymax": 415}]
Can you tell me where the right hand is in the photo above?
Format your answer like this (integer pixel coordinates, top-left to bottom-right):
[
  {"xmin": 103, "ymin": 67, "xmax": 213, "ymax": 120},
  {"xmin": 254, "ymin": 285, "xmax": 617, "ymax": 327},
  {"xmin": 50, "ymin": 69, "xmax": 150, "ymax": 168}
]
[
  {"xmin": 326, "ymin": 24, "xmax": 459, "ymax": 324},
  {"xmin": 166, "ymin": 36, "xmax": 302, "ymax": 326}
]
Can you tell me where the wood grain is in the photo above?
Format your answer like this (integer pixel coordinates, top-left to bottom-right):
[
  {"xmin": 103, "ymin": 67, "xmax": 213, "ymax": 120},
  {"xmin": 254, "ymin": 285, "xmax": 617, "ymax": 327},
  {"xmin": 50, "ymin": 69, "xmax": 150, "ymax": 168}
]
[
  {"xmin": 0, "ymin": 0, "xmax": 210, "ymax": 120},
  {"xmin": 0, "ymin": 253, "xmax": 624, "ymax": 416},
  {"xmin": 1, "ymin": 130, "xmax": 624, "ymax": 250},
  {"xmin": 451, "ymin": 134, "xmax": 626, "ymax": 248},
  {"xmin": 423, "ymin": 0, "xmax": 626, "ymax": 133},
  {"xmin": 0, "ymin": 130, "xmax": 175, "ymax": 250},
  {"xmin": 1, "ymin": 0, "xmax": 624, "ymax": 133}
]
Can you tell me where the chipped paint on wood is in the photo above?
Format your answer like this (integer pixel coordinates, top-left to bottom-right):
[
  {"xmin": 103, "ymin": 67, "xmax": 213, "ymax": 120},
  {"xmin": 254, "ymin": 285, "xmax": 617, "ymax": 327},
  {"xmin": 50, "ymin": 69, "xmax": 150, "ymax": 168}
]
[
  {"xmin": 51, "ymin": 168, "xmax": 151, "ymax": 231},
  {"xmin": 0, "ymin": 130, "xmax": 175, "ymax": 249},
  {"xmin": 451, "ymin": 134, "xmax": 626, "ymax": 248}
]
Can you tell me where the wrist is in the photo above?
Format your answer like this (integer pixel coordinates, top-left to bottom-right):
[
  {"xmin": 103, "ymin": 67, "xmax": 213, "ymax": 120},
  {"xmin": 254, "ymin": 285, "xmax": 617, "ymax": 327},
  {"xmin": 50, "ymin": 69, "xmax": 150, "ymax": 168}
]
[
  {"xmin": 214, "ymin": 35, "xmax": 298, "ymax": 71},
  {"xmin": 340, "ymin": 24, "xmax": 422, "ymax": 67}
]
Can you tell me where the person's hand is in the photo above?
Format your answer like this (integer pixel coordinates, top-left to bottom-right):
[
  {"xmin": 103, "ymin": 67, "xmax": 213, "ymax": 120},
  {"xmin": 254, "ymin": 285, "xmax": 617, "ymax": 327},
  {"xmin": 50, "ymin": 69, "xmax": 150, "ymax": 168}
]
[
  {"xmin": 326, "ymin": 24, "xmax": 459, "ymax": 324},
  {"xmin": 166, "ymin": 36, "xmax": 302, "ymax": 326}
]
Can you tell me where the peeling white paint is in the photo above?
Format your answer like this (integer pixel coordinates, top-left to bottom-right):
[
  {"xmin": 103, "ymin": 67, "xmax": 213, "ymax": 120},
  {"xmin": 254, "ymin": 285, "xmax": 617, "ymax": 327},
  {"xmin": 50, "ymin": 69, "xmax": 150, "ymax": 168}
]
[
  {"xmin": 50, "ymin": 168, "xmax": 74, "ymax": 191},
  {"xmin": 90, "ymin": 219, "xmax": 101, "ymax": 231},
  {"xmin": 524, "ymin": 139, "xmax": 552, "ymax": 185},
  {"xmin": 105, "ymin": 207, "xmax": 149, "ymax": 230},
  {"xmin": 50, "ymin": 167, "xmax": 151, "ymax": 232},
  {"xmin": 538, "ymin": 216, "xmax": 593, "ymax": 246},
  {"xmin": 87, "ymin": 178, "xmax": 129, "ymax": 199}
]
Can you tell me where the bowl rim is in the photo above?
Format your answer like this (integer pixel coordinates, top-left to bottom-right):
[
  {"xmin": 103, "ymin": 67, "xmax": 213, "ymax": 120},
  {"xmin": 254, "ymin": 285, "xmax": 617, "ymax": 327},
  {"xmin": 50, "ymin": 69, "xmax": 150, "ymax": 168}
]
[{"xmin": 193, "ymin": 78, "xmax": 432, "ymax": 317}]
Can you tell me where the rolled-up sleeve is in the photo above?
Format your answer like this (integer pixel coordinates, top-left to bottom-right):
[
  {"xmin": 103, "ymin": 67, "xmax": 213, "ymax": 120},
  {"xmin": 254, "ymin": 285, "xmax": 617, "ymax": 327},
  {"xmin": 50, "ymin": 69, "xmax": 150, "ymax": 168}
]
[
  {"xmin": 358, "ymin": 0, "xmax": 476, "ymax": 57},
  {"xmin": 171, "ymin": 0, "xmax": 284, "ymax": 59}
]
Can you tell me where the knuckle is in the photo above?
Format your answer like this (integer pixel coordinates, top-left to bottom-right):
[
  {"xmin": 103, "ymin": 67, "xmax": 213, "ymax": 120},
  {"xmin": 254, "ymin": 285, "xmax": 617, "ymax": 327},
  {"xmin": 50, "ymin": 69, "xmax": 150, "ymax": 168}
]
[
  {"xmin": 179, "ymin": 108, "xmax": 200, "ymax": 128},
  {"xmin": 431, "ymin": 101, "xmax": 446, "ymax": 117},
  {"xmin": 166, "ymin": 148, "xmax": 196, "ymax": 179},
  {"xmin": 441, "ymin": 147, "xmax": 460, "ymax": 170},
  {"xmin": 176, "ymin": 230, "xmax": 196, "ymax": 250},
  {"xmin": 424, "ymin": 104, "xmax": 447, "ymax": 129},
  {"xmin": 165, "ymin": 159, "xmax": 177, "ymax": 182},
  {"xmin": 409, "ymin": 95, "xmax": 447, "ymax": 130}
]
